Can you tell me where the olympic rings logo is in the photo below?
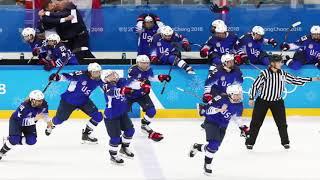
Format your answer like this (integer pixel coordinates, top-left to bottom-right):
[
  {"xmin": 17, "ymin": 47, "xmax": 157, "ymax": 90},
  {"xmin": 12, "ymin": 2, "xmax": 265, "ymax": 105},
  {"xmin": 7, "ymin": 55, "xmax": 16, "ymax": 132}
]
[{"xmin": 243, "ymin": 76, "xmax": 298, "ymax": 99}]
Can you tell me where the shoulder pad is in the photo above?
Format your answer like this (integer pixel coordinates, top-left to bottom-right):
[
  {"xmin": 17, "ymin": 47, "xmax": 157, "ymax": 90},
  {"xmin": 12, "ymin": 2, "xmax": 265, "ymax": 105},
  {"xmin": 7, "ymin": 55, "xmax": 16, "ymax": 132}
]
[{"xmin": 128, "ymin": 65, "xmax": 138, "ymax": 72}]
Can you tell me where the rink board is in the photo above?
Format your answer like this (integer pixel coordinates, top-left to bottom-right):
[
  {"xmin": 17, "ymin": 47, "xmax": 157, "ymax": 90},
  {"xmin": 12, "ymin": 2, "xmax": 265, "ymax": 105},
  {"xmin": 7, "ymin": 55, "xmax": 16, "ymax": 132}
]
[{"xmin": 1, "ymin": 65, "xmax": 320, "ymax": 118}]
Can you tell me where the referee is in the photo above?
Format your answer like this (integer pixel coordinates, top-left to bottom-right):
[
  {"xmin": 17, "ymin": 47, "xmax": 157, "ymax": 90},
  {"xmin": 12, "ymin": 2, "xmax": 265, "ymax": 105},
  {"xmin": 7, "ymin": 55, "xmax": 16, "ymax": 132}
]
[{"xmin": 245, "ymin": 54, "xmax": 320, "ymax": 150}]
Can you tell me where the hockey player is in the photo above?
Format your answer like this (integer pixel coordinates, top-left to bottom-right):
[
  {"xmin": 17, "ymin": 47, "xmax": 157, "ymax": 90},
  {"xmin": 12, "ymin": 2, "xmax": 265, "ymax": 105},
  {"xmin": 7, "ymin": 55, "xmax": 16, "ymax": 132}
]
[
  {"xmin": 127, "ymin": 55, "xmax": 171, "ymax": 142},
  {"xmin": 135, "ymin": 13, "xmax": 165, "ymax": 56},
  {"xmin": 150, "ymin": 25, "xmax": 195, "ymax": 74},
  {"xmin": 189, "ymin": 84, "xmax": 245, "ymax": 175},
  {"xmin": 21, "ymin": 27, "xmax": 46, "ymax": 58},
  {"xmin": 281, "ymin": 25, "xmax": 320, "ymax": 70},
  {"xmin": 201, "ymin": 54, "xmax": 248, "ymax": 136},
  {"xmin": 39, "ymin": 33, "xmax": 79, "ymax": 71},
  {"xmin": 0, "ymin": 90, "xmax": 53, "ymax": 160},
  {"xmin": 235, "ymin": 26, "xmax": 277, "ymax": 65},
  {"xmin": 210, "ymin": 19, "xmax": 225, "ymax": 34},
  {"xmin": 100, "ymin": 70, "xmax": 135, "ymax": 164},
  {"xmin": 46, "ymin": 63, "xmax": 103, "ymax": 143},
  {"xmin": 200, "ymin": 23, "xmax": 238, "ymax": 73}
]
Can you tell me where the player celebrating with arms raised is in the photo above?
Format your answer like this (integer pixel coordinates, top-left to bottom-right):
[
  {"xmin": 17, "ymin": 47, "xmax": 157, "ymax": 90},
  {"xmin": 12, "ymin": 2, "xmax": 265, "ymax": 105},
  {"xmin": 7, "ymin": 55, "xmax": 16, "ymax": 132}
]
[{"xmin": 47, "ymin": 63, "xmax": 104, "ymax": 143}]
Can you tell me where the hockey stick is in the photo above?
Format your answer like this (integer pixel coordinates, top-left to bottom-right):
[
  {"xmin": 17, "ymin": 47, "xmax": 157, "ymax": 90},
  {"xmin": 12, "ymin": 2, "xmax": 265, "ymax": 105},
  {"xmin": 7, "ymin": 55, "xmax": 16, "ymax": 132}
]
[
  {"xmin": 27, "ymin": 55, "xmax": 36, "ymax": 64},
  {"xmin": 284, "ymin": 21, "xmax": 301, "ymax": 43},
  {"xmin": 42, "ymin": 60, "xmax": 68, "ymax": 93},
  {"xmin": 176, "ymin": 87, "xmax": 202, "ymax": 100},
  {"xmin": 280, "ymin": 21, "xmax": 301, "ymax": 56},
  {"xmin": 190, "ymin": 42, "xmax": 203, "ymax": 48},
  {"xmin": 160, "ymin": 56, "xmax": 177, "ymax": 95}
]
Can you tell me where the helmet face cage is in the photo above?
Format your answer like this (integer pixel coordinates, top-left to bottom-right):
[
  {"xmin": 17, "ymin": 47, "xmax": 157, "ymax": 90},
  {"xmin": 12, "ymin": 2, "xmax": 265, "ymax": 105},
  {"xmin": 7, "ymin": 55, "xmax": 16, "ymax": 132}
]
[
  {"xmin": 211, "ymin": 20, "xmax": 225, "ymax": 34},
  {"xmin": 137, "ymin": 61, "xmax": 150, "ymax": 71},
  {"xmin": 22, "ymin": 28, "xmax": 35, "ymax": 43},
  {"xmin": 214, "ymin": 24, "xmax": 227, "ymax": 39},
  {"xmin": 136, "ymin": 55, "xmax": 151, "ymax": 71},
  {"xmin": 107, "ymin": 71, "xmax": 119, "ymax": 83},
  {"xmin": 221, "ymin": 54, "xmax": 235, "ymax": 69},
  {"xmin": 88, "ymin": 63, "xmax": 102, "ymax": 80},
  {"xmin": 144, "ymin": 16, "xmax": 155, "ymax": 29},
  {"xmin": 229, "ymin": 93, "xmax": 243, "ymax": 103},
  {"xmin": 101, "ymin": 70, "xmax": 119, "ymax": 83},
  {"xmin": 252, "ymin": 26, "xmax": 265, "ymax": 40},
  {"xmin": 226, "ymin": 85, "xmax": 243, "ymax": 103},
  {"xmin": 161, "ymin": 26, "xmax": 173, "ymax": 40},
  {"xmin": 29, "ymin": 90, "xmax": 44, "ymax": 107},
  {"xmin": 311, "ymin": 26, "xmax": 320, "ymax": 40},
  {"xmin": 46, "ymin": 34, "xmax": 60, "ymax": 47},
  {"xmin": 90, "ymin": 71, "xmax": 101, "ymax": 80}
]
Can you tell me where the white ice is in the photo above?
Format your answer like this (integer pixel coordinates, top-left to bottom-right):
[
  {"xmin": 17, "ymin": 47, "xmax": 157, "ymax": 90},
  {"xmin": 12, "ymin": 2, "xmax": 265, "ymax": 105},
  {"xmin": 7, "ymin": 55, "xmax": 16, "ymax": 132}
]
[{"xmin": 0, "ymin": 117, "xmax": 320, "ymax": 180}]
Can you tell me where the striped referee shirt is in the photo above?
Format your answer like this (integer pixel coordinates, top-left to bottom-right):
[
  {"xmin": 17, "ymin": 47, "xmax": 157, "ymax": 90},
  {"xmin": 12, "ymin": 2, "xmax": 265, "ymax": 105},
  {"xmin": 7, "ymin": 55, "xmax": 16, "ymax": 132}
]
[{"xmin": 249, "ymin": 68, "xmax": 312, "ymax": 101}]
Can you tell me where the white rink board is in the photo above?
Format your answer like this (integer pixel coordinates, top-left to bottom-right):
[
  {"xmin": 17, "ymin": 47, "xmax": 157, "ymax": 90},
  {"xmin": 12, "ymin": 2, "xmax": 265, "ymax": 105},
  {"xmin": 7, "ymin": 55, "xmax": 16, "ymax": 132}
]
[{"xmin": 0, "ymin": 117, "xmax": 320, "ymax": 180}]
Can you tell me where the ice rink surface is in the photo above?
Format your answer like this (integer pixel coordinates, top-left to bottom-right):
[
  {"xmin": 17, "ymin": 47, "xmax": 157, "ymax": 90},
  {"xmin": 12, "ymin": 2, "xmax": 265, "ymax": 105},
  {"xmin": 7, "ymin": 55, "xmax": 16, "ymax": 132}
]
[{"xmin": 0, "ymin": 117, "xmax": 320, "ymax": 180}]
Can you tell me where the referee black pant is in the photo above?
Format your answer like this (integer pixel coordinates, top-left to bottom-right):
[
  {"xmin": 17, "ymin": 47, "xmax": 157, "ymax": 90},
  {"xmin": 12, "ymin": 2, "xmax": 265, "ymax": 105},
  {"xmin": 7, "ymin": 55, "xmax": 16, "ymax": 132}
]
[{"xmin": 246, "ymin": 97, "xmax": 290, "ymax": 146}]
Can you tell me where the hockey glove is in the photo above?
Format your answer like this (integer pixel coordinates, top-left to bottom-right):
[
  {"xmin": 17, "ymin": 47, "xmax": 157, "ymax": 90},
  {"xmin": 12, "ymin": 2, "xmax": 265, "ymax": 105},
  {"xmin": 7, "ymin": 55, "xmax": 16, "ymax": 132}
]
[
  {"xmin": 45, "ymin": 122, "xmax": 55, "ymax": 136},
  {"xmin": 158, "ymin": 74, "xmax": 171, "ymax": 82},
  {"xmin": 150, "ymin": 56, "xmax": 159, "ymax": 63},
  {"xmin": 202, "ymin": 93, "xmax": 213, "ymax": 103},
  {"xmin": 44, "ymin": 60, "xmax": 56, "ymax": 71},
  {"xmin": 280, "ymin": 43, "xmax": 290, "ymax": 51},
  {"xmin": 38, "ymin": 58, "xmax": 49, "ymax": 65},
  {"xmin": 198, "ymin": 103, "xmax": 206, "ymax": 116},
  {"xmin": 148, "ymin": 131, "xmax": 163, "ymax": 142},
  {"xmin": 235, "ymin": 53, "xmax": 249, "ymax": 65},
  {"xmin": 239, "ymin": 125, "xmax": 249, "ymax": 138},
  {"xmin": 32, "ymin": 47, "xmax": 40, "ymax": 56},
  {"xmin": 141, "ymin": 83, "xmax": 151, "ymax": 94},
  {"xmin": 120, "ymin": 87, "xmax": 133, "ymax": 95},
  {"xmin": 49, "ymin": 73, "xmax": 61, "ymax": 81},
  {"xmin": 268, "ymin": 38, "xmax": 278, "ymax": 48},
  {"xmin": 200, "ymin": 47, "xmax": 209, "ymax": 58}
]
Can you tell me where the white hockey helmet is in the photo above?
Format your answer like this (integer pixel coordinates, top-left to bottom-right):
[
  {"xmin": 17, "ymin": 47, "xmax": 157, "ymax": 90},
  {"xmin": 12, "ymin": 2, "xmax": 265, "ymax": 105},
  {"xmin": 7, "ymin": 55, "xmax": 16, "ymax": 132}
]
[
  {"xmin": 100, "ymin": 69, "xmax": 118, "ymax": 83},
  {"xmin": 226, "ymin": 84, "xmax": 243, "ymax": 103},
  {"xmin": 161, "ymin": 26, "xmax": 174, "ymax": 36},
  {"xmin": 88, "ymin": 62, "xmax": 102, "ymax": 72},
  {"xmin": 29, "ymin": 90, "xmax": 45, "ymax": 101},
  {"xmin": 226, "ymin": 84, "xmax": 243, "ymax": 95},
  {"xmin": 46, "ymin": 33, "xmax": 61, "ymax": 44},
  {"xmin": 21, "ymin": 27, "xmax": 36, "ymax": 38},
  {"xmin": 252, "ymin": 26, "xmax": 265, "ymax": 36},
  {"xmin": 226, "ymin": 84, "xmax": 243, "ymax": 102},
  {"xmin": 144, "ymin": 16, "xmax": 153, "ymax": 22},
  {"xmin": 221, "ymin": 53, "xmax": 234, "ymax": 64},
  {"xmin": 310, "ymin": 25, "xmax": 320, "ymax": 34},
  {"xmin": 136, "ymin": 55, "xmax": 150, "ymax": 63},
  {"xmin": 215, "ymin": 23, "xmax": 228, "ymax": 33},
  {"xmin": 211, "ymin": 19, "xmax": 225, "ymax": 28}
]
